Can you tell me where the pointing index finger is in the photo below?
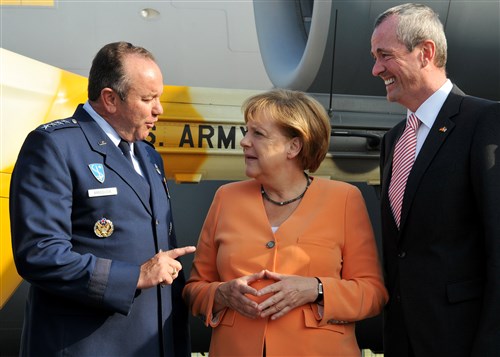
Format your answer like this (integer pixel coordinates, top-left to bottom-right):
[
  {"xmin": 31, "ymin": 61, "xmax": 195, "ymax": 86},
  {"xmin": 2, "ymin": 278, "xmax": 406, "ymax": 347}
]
[{"xmin": 166, "ymin": 246, "xmax": 196, "ymax": 258}]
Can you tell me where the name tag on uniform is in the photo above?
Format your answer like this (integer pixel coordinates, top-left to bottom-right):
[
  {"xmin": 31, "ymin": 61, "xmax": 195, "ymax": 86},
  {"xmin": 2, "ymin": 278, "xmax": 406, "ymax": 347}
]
[{"xmin": 88, "ymin": 187, "xmax": 118, "ymax": 197}]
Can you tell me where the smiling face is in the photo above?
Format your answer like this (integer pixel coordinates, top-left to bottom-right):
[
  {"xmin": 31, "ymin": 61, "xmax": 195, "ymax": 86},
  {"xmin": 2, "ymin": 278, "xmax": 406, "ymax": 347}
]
[
  {"xmin": 111, "ymin": 55, "xmax": 164, "ymax": 142},
  {"xmin": 240, "ymin": 110, "xmax": 295, "ymax": 181},
  {"xmin": 371, "ymin": 15, "xmax": 426, "ymax": 111}
]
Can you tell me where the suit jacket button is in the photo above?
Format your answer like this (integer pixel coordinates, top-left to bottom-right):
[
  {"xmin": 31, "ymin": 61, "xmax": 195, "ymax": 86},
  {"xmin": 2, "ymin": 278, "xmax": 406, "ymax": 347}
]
[
  {"xmin": 266, "ymin": 241, "xmax": 275, "ymax": 249},
  {"xmin": 398, "ymin": 251, "xmax": 406, "ymax": 258}
]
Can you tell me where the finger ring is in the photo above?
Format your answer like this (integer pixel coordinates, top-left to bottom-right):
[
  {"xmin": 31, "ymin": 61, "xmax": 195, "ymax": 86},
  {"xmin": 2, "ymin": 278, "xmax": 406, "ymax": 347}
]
[{"xmin": 172, "ymin": 268, "xmax": 178, "ymax": 276}]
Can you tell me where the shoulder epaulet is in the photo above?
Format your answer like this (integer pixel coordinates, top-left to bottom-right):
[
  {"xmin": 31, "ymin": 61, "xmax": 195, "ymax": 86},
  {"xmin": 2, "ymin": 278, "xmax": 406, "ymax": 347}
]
[{"xmin": 36, "ymin": 118, "xmax": 79, "ymax": 132}]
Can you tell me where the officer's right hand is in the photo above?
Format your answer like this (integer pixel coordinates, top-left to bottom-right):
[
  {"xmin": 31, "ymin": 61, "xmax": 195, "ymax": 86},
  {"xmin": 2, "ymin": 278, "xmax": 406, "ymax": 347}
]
[{"xmin": 137, "ymin": 246, "xmax": 196, "ymax": 289}]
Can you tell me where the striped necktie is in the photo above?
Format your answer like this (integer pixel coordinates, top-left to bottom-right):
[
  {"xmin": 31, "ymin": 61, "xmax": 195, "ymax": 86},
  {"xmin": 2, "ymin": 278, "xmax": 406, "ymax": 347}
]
[{"xmin": 388, "ymin": 113, "xmax": 421, "ymax": 228}]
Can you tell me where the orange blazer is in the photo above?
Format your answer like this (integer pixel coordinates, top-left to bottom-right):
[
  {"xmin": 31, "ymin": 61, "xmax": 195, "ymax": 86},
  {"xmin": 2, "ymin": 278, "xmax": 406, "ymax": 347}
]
[{"xmin": 183, "ymin": 177, "xmax": 388, "ymax": 356}]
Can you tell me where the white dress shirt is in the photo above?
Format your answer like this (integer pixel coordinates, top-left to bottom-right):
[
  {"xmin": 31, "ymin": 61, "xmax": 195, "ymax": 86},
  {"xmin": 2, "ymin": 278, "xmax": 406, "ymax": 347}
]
[{"xmin": 411, "ymin": 79, "xmax": 453, "ymax": 156}]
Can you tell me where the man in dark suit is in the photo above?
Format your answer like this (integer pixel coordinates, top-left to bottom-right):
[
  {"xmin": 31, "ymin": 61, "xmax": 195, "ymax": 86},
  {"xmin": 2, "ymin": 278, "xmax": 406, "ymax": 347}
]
[
  {"xmin": 371, "ymin": 3, "xmax": 500, "ymax": 357},
  {"xmin": 10, "ymin": 42, "xmax": 196, "ymax": 356}
]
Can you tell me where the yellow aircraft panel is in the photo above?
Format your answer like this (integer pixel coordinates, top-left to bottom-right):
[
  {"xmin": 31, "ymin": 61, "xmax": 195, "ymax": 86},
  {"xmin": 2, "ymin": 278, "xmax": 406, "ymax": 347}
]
[
  {"xmin": 1, "ymin": 48, "xmax": 86, "ymax": 307},
  {"xmin": 0, "ymin": 0, "xmax": 54, "ymax": 6}
]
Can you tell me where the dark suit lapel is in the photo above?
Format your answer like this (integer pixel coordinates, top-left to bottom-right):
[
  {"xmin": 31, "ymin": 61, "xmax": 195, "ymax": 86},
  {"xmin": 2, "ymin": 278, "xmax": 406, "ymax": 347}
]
[
  {"xmin": 382, "ymin": 121, "xmax": 405, "ymax": 198},
  {"xmin": 399, "ymin": 86, "xmax": 463, "ymax": 230},
  {"xmin": 134, "ymin": 143, "xmax": 154, "ymax": 186},
  {"xmin": 73, "ymin": 106, "xmax": 153, "ymax": 215},
  {"xmin": 135, "ymin": 142, "xmax": 169, "ymax": 215},
  {"xmin": 381, "ymin": 119, "xmax": 406, "ymax": 232}
]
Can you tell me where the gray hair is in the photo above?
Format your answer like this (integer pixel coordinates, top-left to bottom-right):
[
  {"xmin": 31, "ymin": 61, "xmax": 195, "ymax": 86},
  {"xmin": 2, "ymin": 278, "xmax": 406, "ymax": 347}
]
[{"xmin": 374, "ymin": 3, "xmax": 447, "ymax": 68}]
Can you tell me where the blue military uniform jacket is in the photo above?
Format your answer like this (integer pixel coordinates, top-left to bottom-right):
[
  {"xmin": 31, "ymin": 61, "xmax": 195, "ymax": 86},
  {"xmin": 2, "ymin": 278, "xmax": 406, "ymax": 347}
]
[{"xmin": 10, "ymin": 105, "xmax": 190, "ymax": 356}]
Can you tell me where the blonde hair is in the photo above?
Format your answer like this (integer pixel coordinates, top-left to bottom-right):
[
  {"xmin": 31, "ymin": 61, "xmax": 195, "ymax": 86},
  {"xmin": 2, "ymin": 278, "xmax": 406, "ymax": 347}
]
[{"xmin": 242, "ymin": 89, "xmax": 330, "ymax": 172}]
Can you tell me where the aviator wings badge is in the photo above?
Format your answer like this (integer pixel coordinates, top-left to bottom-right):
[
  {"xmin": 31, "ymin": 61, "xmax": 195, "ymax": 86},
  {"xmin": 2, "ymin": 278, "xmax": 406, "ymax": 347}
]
[{"xmin": 89, "ymin": 163, "xmax": 105, "ymax": 183}]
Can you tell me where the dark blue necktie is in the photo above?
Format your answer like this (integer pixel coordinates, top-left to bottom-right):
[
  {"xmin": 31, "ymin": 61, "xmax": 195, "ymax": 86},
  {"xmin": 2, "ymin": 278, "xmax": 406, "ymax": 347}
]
[{"xmin": 118, "ymin": 140, "xmax": 133, "ymax": 166}]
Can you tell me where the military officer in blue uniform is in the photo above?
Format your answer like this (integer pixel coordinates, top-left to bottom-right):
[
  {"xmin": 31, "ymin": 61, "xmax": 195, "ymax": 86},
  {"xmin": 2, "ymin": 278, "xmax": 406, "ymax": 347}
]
[{"xmin": 10, "ymin": 42, "xmax": 196, "ymax": 356}]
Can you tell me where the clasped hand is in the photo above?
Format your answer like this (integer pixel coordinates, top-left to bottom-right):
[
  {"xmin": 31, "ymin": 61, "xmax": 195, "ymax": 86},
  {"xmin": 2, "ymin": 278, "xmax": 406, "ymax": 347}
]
[{"xmin": 215, "ymin": 270, "xmax": 318, "ymax": 320}]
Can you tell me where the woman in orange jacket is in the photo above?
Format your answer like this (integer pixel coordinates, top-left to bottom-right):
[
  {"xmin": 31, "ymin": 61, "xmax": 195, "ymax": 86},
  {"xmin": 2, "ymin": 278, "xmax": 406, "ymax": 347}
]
[{"xmin": 183, "ymin": 89, "xmax": 388, "ymax": 356}]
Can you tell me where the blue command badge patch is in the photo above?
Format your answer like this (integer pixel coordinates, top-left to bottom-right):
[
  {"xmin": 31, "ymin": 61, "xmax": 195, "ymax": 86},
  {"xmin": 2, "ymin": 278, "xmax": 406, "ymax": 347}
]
[
  {"xmin": 89, "ymin": 163, "xmax": 105, "ymax": 183},
  {"xmin": 94, "ymin": 218, "xmax": 114, "ymax": 238}
]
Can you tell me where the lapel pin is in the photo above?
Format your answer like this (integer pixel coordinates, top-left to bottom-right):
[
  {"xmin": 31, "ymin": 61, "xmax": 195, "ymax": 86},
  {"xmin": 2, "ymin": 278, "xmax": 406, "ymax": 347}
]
[
  {"xmin": 439, "ymin": 126, "xmax": 447, "ymax": 133},
  {"xmin": 98, "ymin": 140, "xmax": 107, "ymax": 146}
]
